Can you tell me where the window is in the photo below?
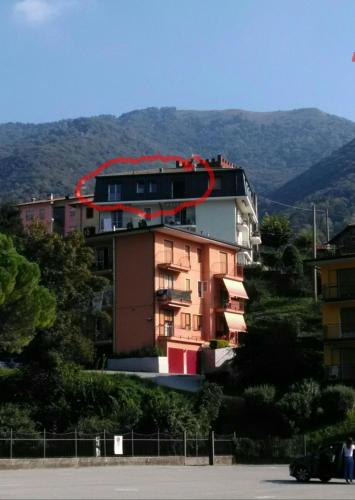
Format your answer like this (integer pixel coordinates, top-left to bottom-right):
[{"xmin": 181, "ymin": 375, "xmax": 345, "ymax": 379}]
[
  {"xmin": 112, "ymin": 210, "xmax": 123, "ymax": 229},
  {"xmin": 197, "ymin": 248, "xmax": 202, "ymax": 264},
  {"xmin": 193, "ymin": 315, "xmax": 202, "ymax": 331},
  {"xmin": 163, "ymin": 273, "xmax": 173, "ymax": 289},
  {"xmin": 181, "ymin": 313, "xmax": 191, "ymax": 330},
  {"xmin": 209, "ymin": 176, "xmax": 222, "ymax": 190},
  {"xmin": 163, "ymin": 310, "xmax": 174, "ymax": 336},
  {"xmin": 86, "ymin": 207, "xmax": 94, "ymax": 219},
  {"xmin": 108, "ymin": 184, "xmax": 121, "ymax": 201},
  {"xmin": 198, "ymin": 281, "xmax": 207, "ymax": 298},
  {"xmin": 39, "ymin": 208, "xmax": 46, "ymax": 220},
  {"xmin": 186, "ymin": 278, "xmax": 191, "ymax": 291},
  {"xmin": 136, "ymin": 182, "xmax": 145, "ymax": 194},
  {"xmin": 26, "ymin": 209, "xmax": 34, "ymax": 221},
  {"xmin": 185, "ymin": 245, "xmax": 191, "ymax": 265},
  {"xmin": 70, "ymin": 208, "xmax": 76, "ymax": 218},
  {"xmin": 96, "ymin": 248, "xmax": 109, "ymax": 270},
  {"xmin": 220, "ymin": 251, "xmax": 228, "ymax": 274},
  {"xmin": 149, "ymin": 181, "xmax": 157, "ymax": 194},
  {"xmin": 164, "ymin": 240, "xmax": 173, "ymax": 263}
]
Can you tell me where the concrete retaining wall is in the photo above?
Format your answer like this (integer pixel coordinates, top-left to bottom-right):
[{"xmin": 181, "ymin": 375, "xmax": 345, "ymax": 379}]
[
  {"xmin": 203, "ymin": 347, "xmax": 235, "ymax": 374},
  {"xmin": 0, "ymin": 455, "xmax": 235, "ymax": 470},
  {"xmin": 107, "ymin": 357, "xmax": 168, "ymax": 373}
]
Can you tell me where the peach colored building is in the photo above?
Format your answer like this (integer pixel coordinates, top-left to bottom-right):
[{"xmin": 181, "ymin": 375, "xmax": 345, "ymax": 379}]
[
  {"xmin": 17, "ymin": 194, "xmax": 98, "ymax": 237},
  {"xmin": 112, "ymin": 225, "xmax": 248, "ymax": 374}
]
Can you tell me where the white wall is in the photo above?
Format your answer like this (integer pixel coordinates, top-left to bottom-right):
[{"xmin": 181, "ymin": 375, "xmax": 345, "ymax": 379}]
[{"xmin": 195, "ymin": 199, "xmax": 236, "ymax": 244}]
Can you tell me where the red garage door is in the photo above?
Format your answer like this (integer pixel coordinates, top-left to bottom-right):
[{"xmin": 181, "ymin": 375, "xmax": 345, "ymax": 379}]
[
  {"xmin": 168, "ymin": 348, "xmax": 184, "ymax": 374},
  {"xmin": 186, "ymin": 350, "xmax": 198, "ymax": 374}
]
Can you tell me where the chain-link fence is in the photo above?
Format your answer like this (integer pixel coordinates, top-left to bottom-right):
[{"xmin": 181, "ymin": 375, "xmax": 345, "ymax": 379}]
[{"xmin": 0, "ymin": 430, "xmax": 307, "ymax": 462}]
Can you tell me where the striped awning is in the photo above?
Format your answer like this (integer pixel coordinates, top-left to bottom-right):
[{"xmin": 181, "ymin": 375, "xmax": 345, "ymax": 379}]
[
  {"xmin": 224, "ymin": 312, "xmax": 247, "ymax": 332},
  {"xmin": 222, "ymin": 278, "xmax": 248, "ymax": 300}
]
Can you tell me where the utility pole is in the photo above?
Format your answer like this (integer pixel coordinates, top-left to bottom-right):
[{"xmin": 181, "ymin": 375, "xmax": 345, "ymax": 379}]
[
  {"xmin": 325, "ymin": 208, "xmax": 330, "ymax": 242},
  {"xmin": 313, "ymin": 203, "xmax": 318, "ymax": 303}
]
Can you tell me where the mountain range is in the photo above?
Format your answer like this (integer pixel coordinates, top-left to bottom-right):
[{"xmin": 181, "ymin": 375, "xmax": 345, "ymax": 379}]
[{"xmin": 0, "ymin": 106, "xmax": 355, "ymax": 232}]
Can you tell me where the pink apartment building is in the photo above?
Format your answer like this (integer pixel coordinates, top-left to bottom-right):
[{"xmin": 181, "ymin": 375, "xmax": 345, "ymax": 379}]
[
  {"xmin": 17, "ymin": 194, "xmax": 98, "ymax": 236},
  {"xmin": 111, "ymin": 225, "xmax": 248, "ymax": 374}
]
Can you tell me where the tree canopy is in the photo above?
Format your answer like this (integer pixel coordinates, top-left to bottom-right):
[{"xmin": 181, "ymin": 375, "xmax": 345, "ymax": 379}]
[{"xmin": 0, "ymin": 233, "xmax": 56, "ymax": 353}]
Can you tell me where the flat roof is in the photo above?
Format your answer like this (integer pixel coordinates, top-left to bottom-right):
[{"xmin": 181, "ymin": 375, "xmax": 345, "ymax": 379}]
[
  {"xmin": 86, "ymin": 224, "xmax": 249, "ymax": 251},
  {"xmin": 96, "ymin": 167, "xmax": 239, "ymax": 178},
  {"xmin": 305, "ymin": 253, "xmax": 355, "ymax": 265},
  {"xmin": 17, "ymin": 194, "xmax": 93, "ymax": 207}
]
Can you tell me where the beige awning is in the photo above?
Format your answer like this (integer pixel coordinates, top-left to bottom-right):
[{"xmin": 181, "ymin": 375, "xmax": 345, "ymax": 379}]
[
  {"xmin": 224, "ymin": 312, "xmax": 247, "ymax": 332},
  {"xmin": 222, "ymin": 278, "xmax": 248, "ymax": 300}
]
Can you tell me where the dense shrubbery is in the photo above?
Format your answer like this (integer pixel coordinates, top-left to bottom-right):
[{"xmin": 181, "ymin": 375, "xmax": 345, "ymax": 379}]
[
  {"xmin": 319, "ymin": 385, "xmax": 355, "ymax": 422},
  {"xmin": 0, "ymin": 367, "xmax": 223, "ymax": 435}
]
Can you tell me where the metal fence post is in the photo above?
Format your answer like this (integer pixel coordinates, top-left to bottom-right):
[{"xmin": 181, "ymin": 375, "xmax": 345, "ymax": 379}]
[
  {"xmin": 43, "ymin": 429, "xmax": 46, "ymax": 459},
  {"xmin": 74, "ymin": 429, "xmax": 78, "ymax": 458},
  {"xmin": 157, "ymin": 429, "xmax": 160, "ymax": 457},
  {"xmin": 195, "ymin": 431, "xmax": 198, "ymax": 457},
  {"xmin": 183, "ymin": 430, "xmax": 187, "ymax": 462},
  {"xmin": 10, "ymin": 428, "xmax": 13, "ymax": 459},
  {"xmin": 209, "ymin": 430, "xmax": 215, "ymax": 466},
  {"xmin": 103, "ymin": 430, "xmax": 107, "ymax": 457},
  {"xmin": 303, "ymin": 434, "xmax": 307, "ymax": 456},
  {"xmin": 131, "ymin": 430, "xmax": 134, "ymax": 457}
]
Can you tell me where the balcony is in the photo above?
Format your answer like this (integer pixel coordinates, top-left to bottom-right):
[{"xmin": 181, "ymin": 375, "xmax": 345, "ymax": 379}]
[
  {"xmin": 215, "ymin": 300, "xmax": 245, "ymax": 313},
  {"xmin": 212, "ymin": 262, "xmax": 244, "ymax": 280},
  {"xmin": 322, "ymin": 283, "xmax": 355, "ymax": 301},
  {"xmin": 250, "ymin": 231, "xmax": 262, "ymax": 245},
  {"xmin": 324, "ymin": 323, "xmax": 355, "ymax": 340},
  {"xmin": 326, "ymin": 364, "xmax": 355, "ymax": 381},
  {"xmin": 156, "ymin": 288, "xmax": 192, "ymax": 308},
  {"xmin": 317, "ymin": 244, "xmax": 355, "ymax": 258}
]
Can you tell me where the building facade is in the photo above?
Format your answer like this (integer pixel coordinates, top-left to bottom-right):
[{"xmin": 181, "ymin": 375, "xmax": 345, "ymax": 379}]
[
  {"xmin": 88, "ymin": 225, "xmax": 248, "ymax": 374},
  {"xmin": 309, "ymin": 225, "xmax": 355, "ymax": 381},
  {"xmin": 17, "ymin": 194, "xmax": 99, "ymax": 237},
  {"xmin": 93, "ymin": 155, "xmax": 260, "ymax": 265}
]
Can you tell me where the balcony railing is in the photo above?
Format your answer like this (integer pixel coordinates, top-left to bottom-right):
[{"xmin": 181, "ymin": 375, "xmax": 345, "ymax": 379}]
[
  {"xmin": 322, "ymin": 283, "xmax": 355, "ymax": 301},
  {"xmin": 324, "ymin": 323, "xmax": 355, "ymax": 339},
  {"xmin": 317, "ymin": 244, "xmax": 355, "ymax": 257},
  {"xmin": 156, "ymin": 288, "xmax": 192, "ymax": 304},
  {"xmin": 326, "ymin": 364, "xmax": 355, "ymax": 381},
  {"xmin": 212, "ymin": 262, "xmax": 244, "ymax": 279},
  {"xmin": 220, "ymin": 300, "xmax": 245, "ymax": 312}
]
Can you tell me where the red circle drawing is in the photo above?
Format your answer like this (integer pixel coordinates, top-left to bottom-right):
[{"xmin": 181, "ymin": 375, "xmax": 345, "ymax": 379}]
[{"xmin": 75, "ymin": 154, "xmax": 215, "ymax": 220}]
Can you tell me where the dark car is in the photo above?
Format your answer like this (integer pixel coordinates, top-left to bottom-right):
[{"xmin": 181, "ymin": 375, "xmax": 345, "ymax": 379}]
[{"xmin": 290, "ymin": 441, "xmax": 347, "ymax": 482}]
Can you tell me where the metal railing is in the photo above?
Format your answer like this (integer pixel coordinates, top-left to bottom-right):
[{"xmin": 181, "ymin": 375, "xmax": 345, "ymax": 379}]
[
  {"xmin": 0, "ymin": 430, "xmax": 306, "ymax": 462},
  {"xmin": 324, "ymin": 323, "xmax": 355, "ymax": 339},
  {"xmin": 156, "ymin": 289, "xmax": 192, "ymax": 303},
  {"xmin": 211, "ymin": 262, "xmax": 244, "ymax": 278},
  {"xmin": 322, "ymin": 283, "xmax": 355, "ymax": 301},
  {"xmin": 220, "ymin": 300, "xmax": 245, "ymax": 312},
  {"xmin": 326, "ymin": 364, "xmax": 355, "ymax": 381}
]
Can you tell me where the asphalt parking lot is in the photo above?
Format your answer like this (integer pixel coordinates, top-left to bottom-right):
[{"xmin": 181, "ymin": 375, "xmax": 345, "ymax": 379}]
[{"xmin": 0, "ymin": 464, "xmax": 354, "ymax": 499}]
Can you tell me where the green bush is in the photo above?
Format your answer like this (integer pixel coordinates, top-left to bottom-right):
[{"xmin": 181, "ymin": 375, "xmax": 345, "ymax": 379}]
[
  {"xmin": 209, "ymin": 339, "xmax": 230, "ymax": 350},
  {"xmin": 0, "ymin": 403, "xmax": 37, "ymax": 434},
  {"xmin": 320, "ymin": 385, "xmax": 355, "ymax": 422},
  {"xmin": 243, "ymin": 385, "xmax": 276, "ymax": 408}
]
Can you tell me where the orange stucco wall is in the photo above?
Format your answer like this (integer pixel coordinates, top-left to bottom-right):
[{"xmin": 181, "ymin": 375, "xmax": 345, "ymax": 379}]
[{"xmin": 115, "ymin": 232, "xmax": 155, "ymax": 353}]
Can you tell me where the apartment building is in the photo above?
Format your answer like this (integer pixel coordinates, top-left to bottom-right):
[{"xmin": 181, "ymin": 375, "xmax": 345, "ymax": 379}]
[
  {"xmin": 88, "ymin": 224, "xmax": 248, "ymax": 374},
  {"xmin": 93, "ymin": 155, "xmax": 260, "ymax": 265},
  {"xmin": 308, "ymin": 224, "xmax": 355, "ymax": 381},
  {"xmin": 17, "ymin": 194, "xmax": 99, "ymax": 237}
]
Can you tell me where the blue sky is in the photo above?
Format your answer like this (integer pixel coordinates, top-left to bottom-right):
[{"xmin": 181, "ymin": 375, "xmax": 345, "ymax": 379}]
[{"xmin": 1, "ymin": 0, "xmax": 355, "ymax": 123}]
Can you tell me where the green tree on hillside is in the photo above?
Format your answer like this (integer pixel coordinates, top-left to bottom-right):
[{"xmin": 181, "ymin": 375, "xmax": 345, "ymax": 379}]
[
  {"xmin": 260, "ymin": 214, "xmax": 292, "ymax": 248},
  {"xmin": 0, "ymin": 233, "xmax": 55, "ymax": 353},
  {"xmin": 22, "ymin": 223, "xmax": 108, "ymax": 366}
]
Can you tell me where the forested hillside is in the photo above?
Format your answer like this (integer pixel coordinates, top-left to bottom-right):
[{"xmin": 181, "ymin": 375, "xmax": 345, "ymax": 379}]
[{"xmin": 1, "ymin": 107, "xmax": 355, "ymax": 202}]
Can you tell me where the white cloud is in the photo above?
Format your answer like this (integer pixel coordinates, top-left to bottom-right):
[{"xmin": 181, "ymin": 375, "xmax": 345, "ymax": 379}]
[
  {"xmin": 14, "ymin": 0, "xmax": 61, "ymax": 24},
  {"xmin": 13, "ymin": 0, "xmax": 92, "ymax": 25}
]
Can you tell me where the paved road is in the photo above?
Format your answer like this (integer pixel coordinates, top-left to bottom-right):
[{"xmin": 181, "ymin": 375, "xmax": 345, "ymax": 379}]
[{"xmin": 0, "ymin": 464, "xmax": 354, "ymax": 499}]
